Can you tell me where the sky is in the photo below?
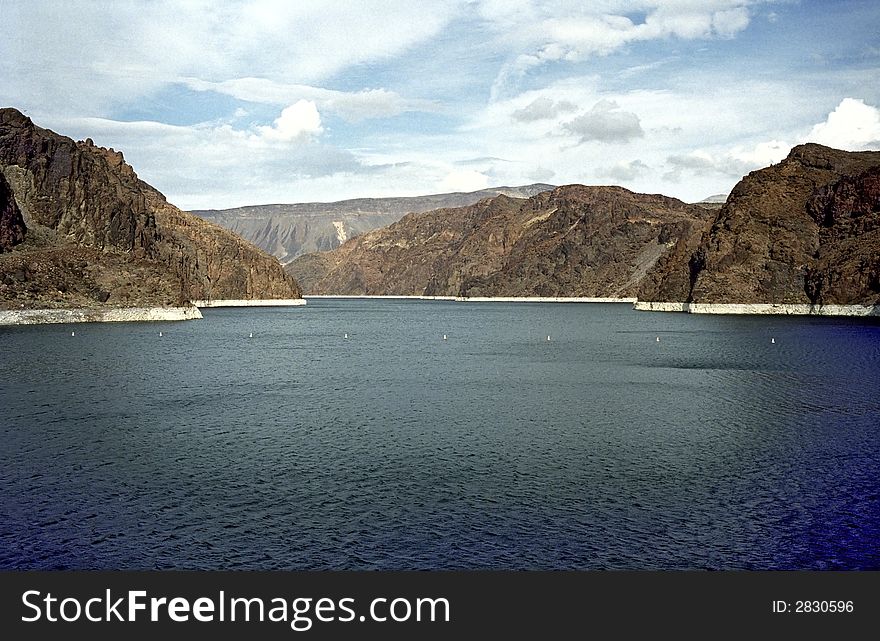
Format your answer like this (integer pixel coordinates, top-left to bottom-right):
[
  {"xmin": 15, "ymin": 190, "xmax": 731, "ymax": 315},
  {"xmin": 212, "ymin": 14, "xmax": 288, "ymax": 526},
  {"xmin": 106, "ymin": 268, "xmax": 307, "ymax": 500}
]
[{"xmin": 4, "ymin": 0, "xmax": 880, "ymax": 209}]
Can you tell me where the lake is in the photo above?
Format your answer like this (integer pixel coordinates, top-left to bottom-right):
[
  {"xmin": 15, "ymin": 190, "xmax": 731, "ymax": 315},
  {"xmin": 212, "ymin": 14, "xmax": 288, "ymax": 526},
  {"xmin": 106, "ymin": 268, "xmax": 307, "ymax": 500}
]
[{"xmin": 1, "ymin": 299, "xmax": 878, "ymax": 569}]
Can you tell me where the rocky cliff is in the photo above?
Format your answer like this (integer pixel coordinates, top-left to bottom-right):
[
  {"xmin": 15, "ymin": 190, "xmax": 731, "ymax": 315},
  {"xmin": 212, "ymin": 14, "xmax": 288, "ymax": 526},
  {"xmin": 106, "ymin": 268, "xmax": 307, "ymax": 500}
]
[
  {"xmin": 288, "ymin": 185, "xmax": 714, "ymax": 296},
  {"xmin": 192, "ymin": 184, "xmax": 554, "ymax": 264},
  {"xmin": 0, "ymin": 108, "xmax": 300, "ymax": 309},
  {"xmin": 0, "ymin": 171, "xmax": 26, "ymax": 252},
  {"xmin": 151, "ymin": 202, "xmax": 303, "ymax": 301},
  {"xmin": 640, "ymin": 144, "xmax": 880, "ymax": 305}
]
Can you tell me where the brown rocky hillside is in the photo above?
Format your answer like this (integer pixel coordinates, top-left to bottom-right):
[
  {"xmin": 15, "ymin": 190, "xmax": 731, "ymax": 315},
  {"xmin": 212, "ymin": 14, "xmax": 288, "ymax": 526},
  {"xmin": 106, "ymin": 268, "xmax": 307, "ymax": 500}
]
[
  {"xmin": 0, "ymin": 108, "xmax": 300, "ymax": 310},
  {"xmin": 639, "ymin": 144, "xmax": 880, "ymax": 305}
]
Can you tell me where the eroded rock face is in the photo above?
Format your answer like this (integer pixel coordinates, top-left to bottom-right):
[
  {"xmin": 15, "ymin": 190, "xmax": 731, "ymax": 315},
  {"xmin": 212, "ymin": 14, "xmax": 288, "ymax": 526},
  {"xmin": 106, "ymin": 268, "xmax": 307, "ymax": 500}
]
[
  {"xmin": 0, "ymin": 108, "xmax": 300, "ymax": 307},
  {"xmin": 0, "ymin": 109, "xmax": 156, "ymax": 256},
  {"xmin": 0, "ymin": 172, "xmax": 25, "ymax": 252},
  {"xmin": 152, "ymin": 203, "xmax": 303, "ymax": 301},
  {"xmin": 643, "ymin": 144, "xmax": 880, "ymax": 305},
  {"xmin": 288, "ymin": 185, "xmax": 714, "ymax": 297},
  {"xmin": 802, "ymin": 165, "xmax": 880, "ymax": 304}
]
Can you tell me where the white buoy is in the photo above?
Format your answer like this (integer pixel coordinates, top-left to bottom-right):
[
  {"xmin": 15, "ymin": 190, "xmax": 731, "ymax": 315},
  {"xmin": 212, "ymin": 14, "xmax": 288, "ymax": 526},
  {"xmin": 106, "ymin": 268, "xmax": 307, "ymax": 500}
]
[
  {"xmin": 249, "ymin": 332, "xmax": 253, "ymax": 338},
  {"xmin": 547, "ymin": 335, "xmax": 551, "ymax": 341},
  {"xmin": 771, "ymin": 337, "xmax": 775, "ymax": 344},
  {"xmin": 159, "ymin": 331, "xmax": 163, "ymax": 337},
  {"xmin": 344, "ymin": 333, "xmax": 348, "ymax": 339},
  {"xmin": 656, "ymin": 336, "xmax": 660, "ymax": 342},
  {"xmin": 71, "ymin": 331, "xmax": 75, "ymax": 337},
  {"xmin": 443, "ymin": 334, "xmax": 447, "ymax": 340}
]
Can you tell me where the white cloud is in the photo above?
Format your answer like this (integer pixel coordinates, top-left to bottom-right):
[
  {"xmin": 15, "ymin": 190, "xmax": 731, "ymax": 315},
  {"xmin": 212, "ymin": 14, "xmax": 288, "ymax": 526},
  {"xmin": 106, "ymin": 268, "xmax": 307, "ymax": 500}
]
[
  {"xmin": 528, "ymin": 167, "xmax": 556, "ymax": 182},
  {"xmin": 712, "ymin": 7, "xmax": 751, "ymax": 37},
  {"xmin": 439, "ymin": 169, "xmax": 491, "ymax": 192},
  {"xmin": 728, "ymin": 139, "xmax": 790, "ymax": 167},
  {"xmin": 487, "ymin": 1, "xmax": 765, "ymax": 98},
  {"xmin": 257, "ymin": 101, "xmax": 323, "ymax": 142},
  {"xmin": 563, "ymin": 100, "xmax": 644, "ymax": 143},
  {"xmin": 322, "ymin": 89, "xmax": 433, "ymax": 122},
  {"xmin": 598, "ymin": 159, "xmax": 650, "ymax": 182},
  {"xmin": 1, "ymin": 1, "xmax": 459, "ymax": 116},
  {"xmin": 664, "ymin": 151, "xmax": 721, "ymax": 181},
  {"xmin": 806, "ymin": 98, "xmax": 880, "ymax": 149},
  {"xmin": 184, "ymin": 77, "xmax": 438, "ymax": 122},
  {"xmin": 663, "ymin": 98, "xmax": 880, "ymax": 184},
  {"xmin": 663, "ymin": 140, "xmax": 789, "ymax": 182},
  {"xmin": 511, "ymin": 97, "xmax": 577, "ymax": 122}
]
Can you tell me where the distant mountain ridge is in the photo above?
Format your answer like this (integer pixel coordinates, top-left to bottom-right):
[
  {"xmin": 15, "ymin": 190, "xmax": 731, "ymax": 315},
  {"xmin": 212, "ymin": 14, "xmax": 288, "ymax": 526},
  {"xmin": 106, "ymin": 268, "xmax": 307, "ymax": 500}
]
[
  {"xmin": 694, "ymin": 193, "xmax": 728, "ymax": 211},
  {"xmin": 0, "ymin": 108, "xmax": 300, "ymax": 310},
  {"xmin": 192, "ymin": 184, "xmax": 554, "ymax": 264}
]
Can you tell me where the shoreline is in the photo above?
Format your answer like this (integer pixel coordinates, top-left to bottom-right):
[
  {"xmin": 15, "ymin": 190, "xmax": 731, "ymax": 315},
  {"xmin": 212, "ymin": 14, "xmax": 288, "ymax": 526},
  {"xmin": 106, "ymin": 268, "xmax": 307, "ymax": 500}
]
[
  {"xmin": 305, "ymin": 295, "xmax": 457, "ymax": 300},
  {"xmin": 634, "ymin": 301, "xmax": 880, "ymax": 316},
  {"xmin": 304, "ymin": 295, "xmax": 637, "ymax": 303},
  {"xmin": 4, "ymin": 299, "xmax": 875, "ymax": 325},
  {"xmin": 0, "ymin": 305, "xmax": 202, "ymax": 326},
  {"xmin": 192, "ymin": 298, "xmax": 307, "ymax": 307},
  {"xmin": 456, "ymin": 296, "xmax": 637, "ymax": 303}
]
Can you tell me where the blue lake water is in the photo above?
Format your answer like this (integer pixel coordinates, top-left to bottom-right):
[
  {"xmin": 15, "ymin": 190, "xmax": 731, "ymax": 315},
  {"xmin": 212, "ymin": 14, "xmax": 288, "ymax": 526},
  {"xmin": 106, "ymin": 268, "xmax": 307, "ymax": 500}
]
[{"xmin": 1, "ymin": 299, "xmax": 879, "ymax": 569}]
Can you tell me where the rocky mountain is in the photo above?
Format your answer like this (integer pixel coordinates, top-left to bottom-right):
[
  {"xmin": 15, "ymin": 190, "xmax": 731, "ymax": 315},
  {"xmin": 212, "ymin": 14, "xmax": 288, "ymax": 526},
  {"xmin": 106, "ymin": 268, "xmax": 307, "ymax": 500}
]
[
  {"xmin": 287, "ymin": 185, "xmax": 714, "ymax": 296},
  {"xmin": 0, "ymin": 108, "xmax": 300, "ymax": 309},
  {"xmin": 639, "ymin": 144, "xmax": 880, "ymax": 305},
  {"xmin": 0, "ymin": 172, "xmax": 26, "ymax": 252},
  {"xmin": 192, "ymin": 184, "xmax": 554, "ymax": 264}
]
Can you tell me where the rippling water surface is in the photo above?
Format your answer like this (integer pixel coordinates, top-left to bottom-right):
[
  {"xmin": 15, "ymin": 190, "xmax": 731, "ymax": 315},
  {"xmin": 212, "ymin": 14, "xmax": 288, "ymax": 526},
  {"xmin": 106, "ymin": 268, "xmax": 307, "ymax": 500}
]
[{"xmin": 1, "ymin": 300, "xmax": 879, "ymax": 569}]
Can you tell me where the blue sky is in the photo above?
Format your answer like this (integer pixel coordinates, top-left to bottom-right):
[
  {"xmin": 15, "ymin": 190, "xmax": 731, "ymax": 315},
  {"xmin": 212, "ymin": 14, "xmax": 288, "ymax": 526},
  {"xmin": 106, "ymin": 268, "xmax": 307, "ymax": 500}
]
[{"xmin": 4, "ymin": 0, "xmax": 880, "ymax": 209}]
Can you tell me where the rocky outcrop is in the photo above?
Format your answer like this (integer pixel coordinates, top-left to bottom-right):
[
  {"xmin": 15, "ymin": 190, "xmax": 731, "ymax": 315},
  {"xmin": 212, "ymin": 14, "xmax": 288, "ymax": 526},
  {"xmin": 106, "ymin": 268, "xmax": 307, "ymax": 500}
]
[
  {"xmin": 0, "ymin": 108, "xmax": 156, "ymax": 256},
  {"xmin": 192, "ymin": 184, "xmax": 554, "ymax": 264},
  {"xmin": 0, "ymin": 108, "xmax": 300, "ymax": 309},
  {"xmin": 150, "ymin": 202, "xmax": 301, "ymax": 301},
  {"xmin": 0, "ymin": 171, "xmax": 25, "ymax": 251},
  {"xmin": 802, "ymin": 165, "xmax": 880, "ymax": 304},
  {"xmin": 288, "ymin": 185, "xmax": 713, "ymax": 296},
  {"xmin": 641, "ymin": 144, "xmax": 880, "ymax": 305}
]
